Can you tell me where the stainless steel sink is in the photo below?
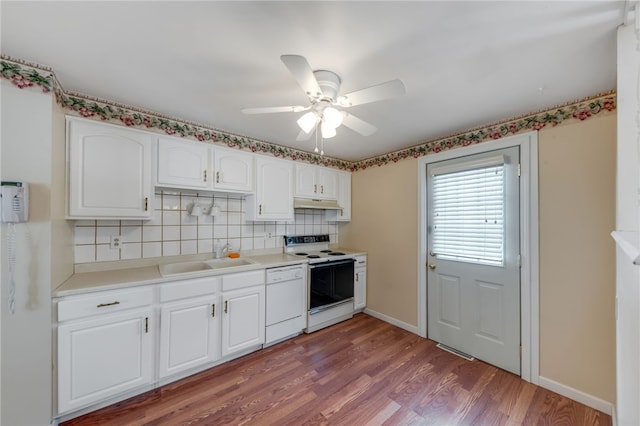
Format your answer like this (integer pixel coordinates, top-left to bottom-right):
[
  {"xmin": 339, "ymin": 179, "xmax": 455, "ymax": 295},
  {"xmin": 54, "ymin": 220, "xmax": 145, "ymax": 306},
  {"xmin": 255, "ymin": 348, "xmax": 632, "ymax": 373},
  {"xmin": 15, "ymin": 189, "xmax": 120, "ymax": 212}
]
[{"xmin": 159, "ymin": 257, "xmax": 257, "ymax": 277}]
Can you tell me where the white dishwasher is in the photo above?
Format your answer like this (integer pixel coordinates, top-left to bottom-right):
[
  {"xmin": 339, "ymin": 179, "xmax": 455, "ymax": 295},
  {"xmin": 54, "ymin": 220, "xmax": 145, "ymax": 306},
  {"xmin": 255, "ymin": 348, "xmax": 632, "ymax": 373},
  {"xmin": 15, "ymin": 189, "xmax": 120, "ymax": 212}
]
[{"xmin": 265, "ymin": 264, "xmax": 306, "ymax": 346}]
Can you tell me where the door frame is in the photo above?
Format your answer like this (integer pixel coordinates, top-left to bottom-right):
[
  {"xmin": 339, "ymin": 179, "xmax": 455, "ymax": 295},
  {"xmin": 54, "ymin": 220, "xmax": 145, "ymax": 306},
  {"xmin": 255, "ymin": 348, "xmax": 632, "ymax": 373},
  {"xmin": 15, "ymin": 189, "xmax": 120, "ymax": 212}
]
[{"xmin": 417, "ymin": 131, "xmax": 539, "ymax": 383}]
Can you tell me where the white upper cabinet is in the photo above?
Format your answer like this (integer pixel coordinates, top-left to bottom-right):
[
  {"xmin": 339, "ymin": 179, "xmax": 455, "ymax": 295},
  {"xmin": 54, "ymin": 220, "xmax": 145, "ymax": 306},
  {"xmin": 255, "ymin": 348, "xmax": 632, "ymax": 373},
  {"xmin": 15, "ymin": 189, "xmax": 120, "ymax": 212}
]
[
  {"xmin": 67, "ymin": 117, "xmax": 154, "ymax": 219},
  {"xmin": 295, "ymin": 164, "xmax": 338, "ymax": 199},
  {"xmin": 212, "ymin": 147, "xmax": 254, "ymax": 193},
  {"xmin": 327, "ymin": 170, "xmax": 351, "ymax": 222},
  {"xmin": 157, "ymin": 137, "xmax": 211, "ymax": 190},
  {"xmin": 247, "ymin": 157, "xmax": 294, "ymax": 221}
]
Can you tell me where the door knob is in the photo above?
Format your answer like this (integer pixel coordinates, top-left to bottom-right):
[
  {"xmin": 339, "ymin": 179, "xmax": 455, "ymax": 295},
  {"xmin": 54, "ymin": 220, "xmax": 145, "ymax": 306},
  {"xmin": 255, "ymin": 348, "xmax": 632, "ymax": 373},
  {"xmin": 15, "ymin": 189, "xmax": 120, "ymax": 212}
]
[{"xmin": 428, "ymin": 263, "xmax": 436, "ymax": 270}]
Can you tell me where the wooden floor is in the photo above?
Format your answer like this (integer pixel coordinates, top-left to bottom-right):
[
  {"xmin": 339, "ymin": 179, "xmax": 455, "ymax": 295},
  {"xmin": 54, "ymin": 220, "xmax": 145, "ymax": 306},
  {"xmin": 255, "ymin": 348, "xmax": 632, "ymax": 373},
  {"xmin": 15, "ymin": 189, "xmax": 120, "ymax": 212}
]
[{"xmin": 63, "ymin": 314, "xmax": 611, "ymax": 425}]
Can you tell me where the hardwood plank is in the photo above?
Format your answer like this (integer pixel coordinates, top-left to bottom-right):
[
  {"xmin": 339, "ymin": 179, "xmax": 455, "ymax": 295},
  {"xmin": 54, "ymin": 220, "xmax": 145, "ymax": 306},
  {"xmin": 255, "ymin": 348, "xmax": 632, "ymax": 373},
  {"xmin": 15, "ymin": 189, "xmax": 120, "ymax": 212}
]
[{"xmin": 62, "ymin": 314, "xmax": 611, "ymax": 426}]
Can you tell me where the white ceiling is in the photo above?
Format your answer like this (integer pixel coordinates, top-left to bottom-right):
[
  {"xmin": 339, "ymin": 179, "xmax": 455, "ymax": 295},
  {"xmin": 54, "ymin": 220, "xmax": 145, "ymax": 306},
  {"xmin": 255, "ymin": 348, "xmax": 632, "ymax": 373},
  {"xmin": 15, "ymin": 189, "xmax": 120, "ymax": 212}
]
[{"xmin": 1, "ymin": 1, "xmax": 625, "ymax": 161}]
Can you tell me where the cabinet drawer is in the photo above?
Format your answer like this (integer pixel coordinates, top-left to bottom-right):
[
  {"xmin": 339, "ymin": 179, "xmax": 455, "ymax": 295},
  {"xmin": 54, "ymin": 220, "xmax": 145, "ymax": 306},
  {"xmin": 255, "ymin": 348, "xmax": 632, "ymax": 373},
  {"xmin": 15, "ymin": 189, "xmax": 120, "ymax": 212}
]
[
  {"xmin": 159, "ymin": 276, "xmax": 220, "ymax": 302},
  {"xmin": 222, "ymin": 270, "xmax": 265, "ymax": 291},
  {"xmin": 58, "ymin": 287, "xmax": 154, "ymax": 322}
]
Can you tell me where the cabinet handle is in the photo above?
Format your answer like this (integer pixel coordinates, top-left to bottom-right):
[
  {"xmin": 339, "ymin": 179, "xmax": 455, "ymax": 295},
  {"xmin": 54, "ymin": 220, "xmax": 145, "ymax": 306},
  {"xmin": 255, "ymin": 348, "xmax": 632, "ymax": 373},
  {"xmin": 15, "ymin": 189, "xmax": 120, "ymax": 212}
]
[
  {"xmin": 259, "ymin": 204, "xmax": 262, "ymax": 215},
  {"xmin": 144, "ymin": 197, "xmax": 149, "ymax": 211},
  {"xmin": 211, "ymin": 304, "xmax": 216, "ymax": 317},
  {"xmin": 216, "ymin": 171, "xmax": 220, "ymax": 183},
  {"xmin": 340, "ymin": 208, "xmax": 344, "ymax": 216},
  {"xmin": 204, "ymin": 170, "xmax": 207, "ymax": 182},
  {"xmin": 224, "ymin": 300, "xmax": 228, "ymax": 313},
  {"xmin": 145, "ymin": 317, "xmax": 149, "ymax": 333},
  {"xmin": 356, "ymin": 273, "xmax": 359, "ymax": 282},
  {"xmin": 96, "ymin": 301, "xmax": 120, "ymax": 308},
  {"xmin": 314, "ymin": 184, "xmax": 317, "ymax": 193},
  {"xmin": 321, "ymin": 185, "xmax": 324, "ymax": 194}
]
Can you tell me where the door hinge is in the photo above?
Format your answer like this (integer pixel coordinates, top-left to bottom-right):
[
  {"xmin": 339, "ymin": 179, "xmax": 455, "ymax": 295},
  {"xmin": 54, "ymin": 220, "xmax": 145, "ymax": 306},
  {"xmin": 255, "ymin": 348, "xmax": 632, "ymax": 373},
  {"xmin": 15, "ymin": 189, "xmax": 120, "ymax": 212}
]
[
  {"xmin": 519, "ymin": 344, "xmax": 522, "ymax": 359},
  {"xmin": 517, "ymin": 163, "xmax": 521, "ymax": 177}
]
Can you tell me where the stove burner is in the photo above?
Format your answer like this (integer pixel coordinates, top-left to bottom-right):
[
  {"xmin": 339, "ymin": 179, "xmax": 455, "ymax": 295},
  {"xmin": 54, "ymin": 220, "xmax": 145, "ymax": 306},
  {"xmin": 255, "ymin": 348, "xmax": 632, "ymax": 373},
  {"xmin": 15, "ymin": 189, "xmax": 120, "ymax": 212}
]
[
  {"xmin": 295, "ymin": 252, "xmax": 309, "ymax": 256},
  {"xmin": 307, "ymin": 255, "xmax": 321, "ymax": 259},
  {"xmin": 328, "ymin": 252, "xmax": 345, "ymax": 256},
  {"xmin": 320, "ymin": 249, "xmax": 333, "ymax": 253}
]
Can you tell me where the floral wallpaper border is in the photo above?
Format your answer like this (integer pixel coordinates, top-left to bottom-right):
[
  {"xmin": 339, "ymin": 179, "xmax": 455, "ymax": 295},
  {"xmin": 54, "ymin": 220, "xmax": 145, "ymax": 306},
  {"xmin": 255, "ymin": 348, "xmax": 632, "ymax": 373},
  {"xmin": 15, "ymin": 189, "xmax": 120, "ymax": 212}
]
[{"xmin": 1, "ymin": 56, "xmax": 616, "ymax": 172}]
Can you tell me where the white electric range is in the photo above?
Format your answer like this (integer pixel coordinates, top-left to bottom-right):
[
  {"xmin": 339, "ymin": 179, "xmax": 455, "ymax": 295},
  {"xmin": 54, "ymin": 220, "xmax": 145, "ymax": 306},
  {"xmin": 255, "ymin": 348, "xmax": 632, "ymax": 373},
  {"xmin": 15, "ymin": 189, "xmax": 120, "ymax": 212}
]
[{"xmin": 284, "ymin": 235, "xmax": 356, "ymax": 332}]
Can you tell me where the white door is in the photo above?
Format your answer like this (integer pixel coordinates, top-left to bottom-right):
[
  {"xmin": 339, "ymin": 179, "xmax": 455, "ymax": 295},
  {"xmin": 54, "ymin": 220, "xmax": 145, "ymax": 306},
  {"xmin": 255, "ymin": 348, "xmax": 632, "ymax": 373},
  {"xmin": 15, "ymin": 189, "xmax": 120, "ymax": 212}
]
[
  {"xmin": 57, "ymin": 308, "xmax": 154, "ymax": 413},
  {"xmin": 255, "ymin": 158, "xmax": 293, "ymax": 220},
  {"xmin": 213, "ymin": 147, "xmax": 254, "ymax": 192},
  {"xmin": 67, "ymin": 118, "xmax": 154, "ymax": 219},
  {"xmin": 221, "ymin": 285, "xmax": 265, "ymax": 357},
  {"xmin": 427, "ymin": 146, "xmax": 520, "ymax": 374},
  {"xmin": 158, "ymin": 296, "xmax": 220, "ymax": 379},
  {"xmin": 157, "ymin": 137, "xmax": 211, "ymax": 189}
]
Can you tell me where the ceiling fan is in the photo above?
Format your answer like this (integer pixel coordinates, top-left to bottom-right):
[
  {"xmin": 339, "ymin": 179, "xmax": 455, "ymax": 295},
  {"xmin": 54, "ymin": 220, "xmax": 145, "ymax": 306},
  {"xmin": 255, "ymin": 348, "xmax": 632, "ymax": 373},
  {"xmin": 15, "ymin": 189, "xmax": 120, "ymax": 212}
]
[{"xmin": 242, "ymin": 55, "xmax": 405, "ymax": 145}]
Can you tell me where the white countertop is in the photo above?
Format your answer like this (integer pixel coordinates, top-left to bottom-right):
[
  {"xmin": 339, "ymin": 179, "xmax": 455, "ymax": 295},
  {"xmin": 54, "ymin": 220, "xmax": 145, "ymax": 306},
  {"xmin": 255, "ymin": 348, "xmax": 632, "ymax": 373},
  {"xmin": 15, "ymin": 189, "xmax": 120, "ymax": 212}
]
[
  {"xmin": 54, "ymin": 248, "xmax": 366, "ymax": 298},
  {"xmin": 54, "ymin": 252, "xmax": 307, "ymax": 297}
]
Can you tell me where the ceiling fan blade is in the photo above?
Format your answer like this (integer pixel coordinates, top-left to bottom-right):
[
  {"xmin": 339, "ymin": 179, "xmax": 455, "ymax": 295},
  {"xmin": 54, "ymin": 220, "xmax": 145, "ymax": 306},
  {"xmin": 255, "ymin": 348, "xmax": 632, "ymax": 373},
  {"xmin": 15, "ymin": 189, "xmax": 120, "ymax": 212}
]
[
  {"xmin": 337, "ymin": 79, "xmax": 405, "ymax": 107},
  {"xmin": 241, "ymin": 105, "xmax": 307, "ymax": 114},
  {"xmin": 342, "ymin": 112, "xmax": 377, "ymax": 136},
  {"xmin": 280, "ymin": 55, "xmax": 323, "ymax": 100}
]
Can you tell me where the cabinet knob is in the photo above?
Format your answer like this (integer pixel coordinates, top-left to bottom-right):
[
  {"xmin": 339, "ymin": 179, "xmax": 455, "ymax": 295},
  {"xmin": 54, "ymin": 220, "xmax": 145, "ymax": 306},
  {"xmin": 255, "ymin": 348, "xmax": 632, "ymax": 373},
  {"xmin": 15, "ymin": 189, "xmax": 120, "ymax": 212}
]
[{"xmin": 428, "ymin": 264, "xmax": 436, "ymax": 270}]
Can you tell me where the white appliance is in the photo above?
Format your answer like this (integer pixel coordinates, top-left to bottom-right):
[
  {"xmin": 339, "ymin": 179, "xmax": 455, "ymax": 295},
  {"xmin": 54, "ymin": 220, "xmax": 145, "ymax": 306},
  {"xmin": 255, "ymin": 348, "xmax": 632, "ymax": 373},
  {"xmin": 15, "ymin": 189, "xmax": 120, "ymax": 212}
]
[
  {"xmin": 284, "ymin": 235, "xmax": 356, "ymax": 333},
  {"xmin": 265, "ymin": 264, "xmax": 306, "ymax": 346}
]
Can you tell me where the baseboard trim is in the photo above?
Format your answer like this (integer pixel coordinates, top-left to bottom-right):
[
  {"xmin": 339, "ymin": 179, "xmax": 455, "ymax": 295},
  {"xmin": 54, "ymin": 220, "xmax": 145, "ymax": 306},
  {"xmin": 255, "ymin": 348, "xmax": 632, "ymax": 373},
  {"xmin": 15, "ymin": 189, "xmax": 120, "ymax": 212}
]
[
  {"xmin": 362, "ymin": 308, "xmax": 419, "ymax": 334},
  {"xmin": 538, "ymin": 376, "xmax": 614, "ymax": 416}
]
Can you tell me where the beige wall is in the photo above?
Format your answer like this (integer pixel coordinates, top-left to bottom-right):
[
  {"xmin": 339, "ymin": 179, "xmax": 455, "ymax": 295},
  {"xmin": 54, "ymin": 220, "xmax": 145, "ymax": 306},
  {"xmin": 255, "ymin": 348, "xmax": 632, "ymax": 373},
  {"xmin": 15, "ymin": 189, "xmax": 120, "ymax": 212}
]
[
  {"xmin": 538, "ymin": 113, "xmax": 616, "ymax": 402},
  {"xmin": 340, "ymin": 159, "xmax": 418, "ymax": 326},
  {"xmin": 341, "ymin": 113, "xmax": 616, "ymax": 403}
]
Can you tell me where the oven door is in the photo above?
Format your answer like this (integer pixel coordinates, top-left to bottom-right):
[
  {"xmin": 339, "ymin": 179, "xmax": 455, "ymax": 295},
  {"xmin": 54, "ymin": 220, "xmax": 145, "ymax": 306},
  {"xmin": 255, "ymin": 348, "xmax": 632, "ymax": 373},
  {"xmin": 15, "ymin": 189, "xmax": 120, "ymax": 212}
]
[{"xmin": 308, "ymin": 258, "xmax": 355, "ymax": 313}]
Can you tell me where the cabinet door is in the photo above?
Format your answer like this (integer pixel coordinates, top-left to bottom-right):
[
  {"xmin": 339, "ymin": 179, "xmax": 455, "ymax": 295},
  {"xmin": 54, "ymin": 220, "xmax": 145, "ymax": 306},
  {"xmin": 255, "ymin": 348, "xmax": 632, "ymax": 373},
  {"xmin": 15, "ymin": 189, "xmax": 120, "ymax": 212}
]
[
  {"xmin": 158, "ymin": 295, "xmax": 220, "ymax": 378},
  {"xmin": 157, "ymin": 137, "xmax": 211, "ymax": 189},
  {"xmin": 317, "ymin": 168, "xmax": 338, "ymax": 199},
  {"xmin": 58, "ymin": 308, "xmax": 154, "ymax": 413},
  {"xmin": 254, "ymin": 158, "xmax": 293, "ymax": 220},
  {"xmin": 221, "ymin": 285, "xmax": 265, "ymax": 357},
  {"xmin": 295, "ymin": 164, "xmax": 317, "ymax": 198},
  {"xmin": 326, "ymin": 171, "xmax": 351, "ymax": 222},
  {"xmin": 355, "ymin": 269, "xmax": 367, "ymax": 310},
  {"xmin": 67, "ymin": 118, "xmax": 154, "ymax": 219},
  {"xmin": 213, "ymin": 147, "xmax": 254, "ymax": 192}
]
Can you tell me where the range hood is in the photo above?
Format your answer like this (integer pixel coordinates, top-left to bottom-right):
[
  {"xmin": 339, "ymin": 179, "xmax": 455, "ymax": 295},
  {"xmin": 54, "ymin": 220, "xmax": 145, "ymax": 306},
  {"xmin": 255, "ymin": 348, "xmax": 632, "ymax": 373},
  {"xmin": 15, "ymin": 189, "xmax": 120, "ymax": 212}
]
[{"xmin": 293, "ymin": 198, "xmax": 342, "ymax": 210}]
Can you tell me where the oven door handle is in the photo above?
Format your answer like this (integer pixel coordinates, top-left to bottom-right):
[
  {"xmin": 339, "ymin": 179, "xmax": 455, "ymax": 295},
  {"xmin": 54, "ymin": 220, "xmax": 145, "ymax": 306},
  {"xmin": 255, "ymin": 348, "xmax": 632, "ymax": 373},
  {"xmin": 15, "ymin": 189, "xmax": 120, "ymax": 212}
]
[{"xmin": 308, "ymin": 258, "xmax": 355, "ymax": 269}]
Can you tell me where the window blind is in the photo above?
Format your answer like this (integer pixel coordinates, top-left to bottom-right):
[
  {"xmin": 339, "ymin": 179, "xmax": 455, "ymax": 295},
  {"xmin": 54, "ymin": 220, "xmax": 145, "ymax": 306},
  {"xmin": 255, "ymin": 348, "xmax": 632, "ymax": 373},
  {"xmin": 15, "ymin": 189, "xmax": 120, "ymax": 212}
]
[{"xmin": 431, "ymin": 163, "xmax": 505, "ymax": 266}]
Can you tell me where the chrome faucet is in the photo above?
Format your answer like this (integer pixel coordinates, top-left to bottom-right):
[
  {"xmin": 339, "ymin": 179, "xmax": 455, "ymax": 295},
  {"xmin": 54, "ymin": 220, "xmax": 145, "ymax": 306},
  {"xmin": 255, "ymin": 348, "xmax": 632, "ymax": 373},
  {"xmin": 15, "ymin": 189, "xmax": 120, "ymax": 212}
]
[{"xmin": 214, "ymin": 241, "xmax": 231, "ymax": 259}]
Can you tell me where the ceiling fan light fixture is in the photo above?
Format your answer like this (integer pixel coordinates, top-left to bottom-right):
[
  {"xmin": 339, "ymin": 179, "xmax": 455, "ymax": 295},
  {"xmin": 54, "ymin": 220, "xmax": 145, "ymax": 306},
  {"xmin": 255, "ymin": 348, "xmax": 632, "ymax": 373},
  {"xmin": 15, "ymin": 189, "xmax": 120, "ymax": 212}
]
[
  {"xmin": 321, "ymin": 121, "xmax": 337, "ymax": 138},
  {"xmin": 297, "ymin": 111, "xmax": 318, "ymax": 134},
  {"xmin": 322, "ymin": 106, "xmax": 343, "ymax": 129}
]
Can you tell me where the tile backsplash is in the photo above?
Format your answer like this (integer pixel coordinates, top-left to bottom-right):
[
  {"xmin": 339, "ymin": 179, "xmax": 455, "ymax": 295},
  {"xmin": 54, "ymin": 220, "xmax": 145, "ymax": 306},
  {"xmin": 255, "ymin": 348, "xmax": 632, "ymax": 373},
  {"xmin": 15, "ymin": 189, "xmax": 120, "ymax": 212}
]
[{"xmin": 73, "ymin": 190, "xmax": 339, "ymax": 264}]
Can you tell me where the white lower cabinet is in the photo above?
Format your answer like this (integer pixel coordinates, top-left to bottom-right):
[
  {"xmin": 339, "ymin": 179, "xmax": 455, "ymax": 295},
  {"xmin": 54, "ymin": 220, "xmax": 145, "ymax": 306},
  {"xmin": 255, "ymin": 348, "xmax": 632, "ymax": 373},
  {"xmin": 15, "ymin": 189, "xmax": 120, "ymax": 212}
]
[
  {"xmin": 56, "ymin": 269, "xmax": 268, "ymax": 419},
  {"xmin": 221, "ymin": 270, "xmax": 266, "ymax": 357},
  {"xmin": 354, "ymin": 255, "xmax": 367, "ymax": 311},
  {"xmin": 57, "ymin": 287, "xmax": 155, "ymax": 414},
  {"xmin": 158, "ymin": 277, "xmax": 221, "ymax": 379}
]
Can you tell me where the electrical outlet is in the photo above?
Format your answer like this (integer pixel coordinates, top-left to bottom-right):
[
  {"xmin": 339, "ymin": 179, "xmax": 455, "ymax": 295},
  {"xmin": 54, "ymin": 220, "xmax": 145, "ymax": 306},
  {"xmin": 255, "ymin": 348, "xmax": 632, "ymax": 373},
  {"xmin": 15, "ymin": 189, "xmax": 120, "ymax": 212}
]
[
  {"xmin": 110, "ymin": 235, "xmax": 122, "ymax": 249},
  {"xmin": 267, "ymin": 232, "xmax": 273, "ymax": 239}
]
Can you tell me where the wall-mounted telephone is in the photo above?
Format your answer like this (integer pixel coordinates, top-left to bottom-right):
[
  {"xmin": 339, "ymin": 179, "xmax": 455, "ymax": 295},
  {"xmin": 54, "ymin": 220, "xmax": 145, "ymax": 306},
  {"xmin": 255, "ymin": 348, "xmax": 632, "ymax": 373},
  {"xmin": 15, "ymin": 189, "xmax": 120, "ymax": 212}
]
[{"xmin": 1, "ymin": 181, "xmax": 29, "ymax": 223}]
